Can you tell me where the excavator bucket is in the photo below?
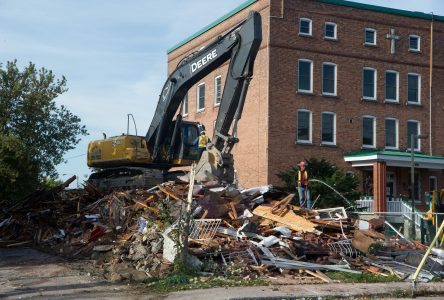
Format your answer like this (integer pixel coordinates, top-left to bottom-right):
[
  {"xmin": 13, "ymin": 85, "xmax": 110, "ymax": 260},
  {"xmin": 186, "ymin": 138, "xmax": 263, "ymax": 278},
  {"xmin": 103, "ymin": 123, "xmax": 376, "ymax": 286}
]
[{"xmin": 179, "ymin": 146, "xmax": 235, "ymax": 184}]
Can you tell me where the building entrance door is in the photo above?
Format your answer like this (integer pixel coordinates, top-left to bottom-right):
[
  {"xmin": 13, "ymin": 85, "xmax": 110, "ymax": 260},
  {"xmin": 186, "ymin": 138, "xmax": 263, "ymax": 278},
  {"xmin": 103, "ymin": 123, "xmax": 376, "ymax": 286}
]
[{"xmin": 386, "ymin": 172, "xmax": 397, "ymax": 201}]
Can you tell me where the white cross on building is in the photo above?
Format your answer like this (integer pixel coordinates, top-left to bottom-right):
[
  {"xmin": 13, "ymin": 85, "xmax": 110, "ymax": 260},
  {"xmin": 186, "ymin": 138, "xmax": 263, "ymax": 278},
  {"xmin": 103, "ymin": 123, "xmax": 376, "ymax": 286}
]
[{"xmin": 386, "ymin": 29, "xmax": 400, "ymax": 54}]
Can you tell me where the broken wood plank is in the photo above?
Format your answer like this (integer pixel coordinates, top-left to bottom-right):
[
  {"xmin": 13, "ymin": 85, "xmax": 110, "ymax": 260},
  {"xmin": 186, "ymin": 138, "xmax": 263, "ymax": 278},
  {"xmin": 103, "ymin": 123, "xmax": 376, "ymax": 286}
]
[
  {"xmin": 253, "ymin": 205, "xmax": 320, "ymax": 234},
  {"xmin": 305, "ymin": 269, "xmax": 332, "ymax": 283}
]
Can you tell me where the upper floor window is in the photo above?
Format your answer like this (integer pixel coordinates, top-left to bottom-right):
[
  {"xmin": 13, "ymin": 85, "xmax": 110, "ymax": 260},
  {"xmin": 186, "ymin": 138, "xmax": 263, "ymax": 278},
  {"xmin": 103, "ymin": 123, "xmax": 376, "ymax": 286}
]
[
  {"xmin": 385, "ymin": 70, "xmax": 399, "ymax": 102},
  {"xmin": 324, "ymin": 22, "xmax": 337, "ymax": 40},
  {"xmin": 297, "ymin": 109, "xmax": 312, "ymax": 143},
  {"xmin": 362, "ymin": 116, "xmax": 376, "ymax": 148},
  {"xmin": 322, "ymin": 62, "xmax": 337, "ymax": 96},
  {"xmin": 299, "ymin": 18, "xmax": 312, "ymax": 36},
  {"xmin": 322, "ymin": 112, "xmax": 336, "ymax": 145},
  {"xmin": 298, "ymin": 59, "xmax": 313, "ymax": 93},
  {"xmin": 407, "ymin": 120, "xmax": 421, "ymax": 151},
  {"xmin": 385, "ymin": 118, "xmax": 398, "ymax": 149},
  {"xmin": 364, "ymin": 28, "xmax": 377, "ymax": 46},
  {"xmin": 408, "ymin": 73, "xmax": 421, "ymax": 104},
  {"xmin": 182, "ymin": 93, "xmax": 188, "ymax": 116},
  {"xmin": 214, "ymin": 75, "xmax": 222, "ymax": 106},
  {"xmin": 362, "ymin": 68, "xmax": 376, "ymax": 100},
  {"xmin": 197, "ymin": 82, "xmax": 205, "ymax": 112},
  {"xmin": 409, "ymin": 35, "xmax": 420, "ymax": 52}
]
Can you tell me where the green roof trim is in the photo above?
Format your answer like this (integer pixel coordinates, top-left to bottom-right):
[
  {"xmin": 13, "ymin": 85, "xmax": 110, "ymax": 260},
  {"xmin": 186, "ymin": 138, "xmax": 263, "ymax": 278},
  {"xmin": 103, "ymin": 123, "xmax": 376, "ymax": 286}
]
[
  {"xmin": 319, "ymin": 0, "xmax": 444, "ymax": 22},
  {"xmin": 344, "ymin": 150, "xmax": 444, "ymax": 160},
  {"xmin": 167, "ymin": 0, "xmax": 257, "ymax": 54}
]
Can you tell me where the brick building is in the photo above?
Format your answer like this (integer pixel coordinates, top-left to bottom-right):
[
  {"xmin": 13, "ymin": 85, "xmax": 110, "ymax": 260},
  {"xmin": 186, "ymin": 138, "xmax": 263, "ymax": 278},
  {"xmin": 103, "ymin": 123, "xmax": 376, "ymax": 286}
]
[{"xmin": 167, "ymin": 0, "xmax": 444, "ymax": 211}]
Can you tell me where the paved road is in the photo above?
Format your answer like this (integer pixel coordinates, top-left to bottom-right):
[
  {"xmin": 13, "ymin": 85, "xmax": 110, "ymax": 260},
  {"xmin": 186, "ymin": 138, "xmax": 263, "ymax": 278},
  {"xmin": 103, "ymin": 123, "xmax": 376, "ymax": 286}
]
[
  {"xmin": 0, "ymin": 247, "xmax": 152, "ymax": 299},
  {"xmin": 1, "ymin": 247, "xmax": 444, "ymax": 299}
]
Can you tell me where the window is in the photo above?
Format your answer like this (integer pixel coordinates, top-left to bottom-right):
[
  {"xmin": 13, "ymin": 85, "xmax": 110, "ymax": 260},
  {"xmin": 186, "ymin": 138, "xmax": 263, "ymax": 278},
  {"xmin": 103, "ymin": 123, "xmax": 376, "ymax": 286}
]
[
  {"xmin": 409, "ymin": 35, "xmax": 420, "ymax": 52},
  {"xmin": 364, "ymin": 28, "xmax": 376, "ymax": 45},
  {"xmin": 385, "ymin": 71, "xmax": 399, "ymax": 102},
  {"xmin": 321, "ymin": 112, "xmax": 336, "ymax": 145},
  {"xmin": 298, "ymin": 59, "xmax": 313, "ymax": 93},
  {"xmin": 430, "ymin": 176, "xmax": 437, "ymax": 192},
  {"xmin": 362, "ymin": 68, "xmax": 376, "ymax": 100},
  {"xmin": 322, "ymin": 63, "xmax": 337, "ymax": 96},
  {"xmin": 408, "ymin": 73, "xmax": 420, "ymax": 104},
  {"xmin": 385, "ymin": 118, "xmax": 398, "ymax": 149},
  {"xmin": 214, "ymin": 75, "xmax": 222, "ymax": 106},
  {"xmin": 299, "ymin": 18, "xmax": 312, "ymax": 36},
  {"xmin": 407, "ymin": 120, "xmax": 420, "ymax": 151},
  {"xmin": 297, "ymin": 110, "xmax": 312, "ymax": 143},
  {"xmin": 362, "ymin": 116, "xmax": 376, "ymax": 148},
  {"xmin": 182, "ymin": 93, "xmax": 188, "ymax": 116},
  {"xmin": 196, "ymin": 82, "xmax": 205, "ymax": 112},
  {"xmin": 324, "ymin": 22, "xmax": 337, "ymax": 40}
]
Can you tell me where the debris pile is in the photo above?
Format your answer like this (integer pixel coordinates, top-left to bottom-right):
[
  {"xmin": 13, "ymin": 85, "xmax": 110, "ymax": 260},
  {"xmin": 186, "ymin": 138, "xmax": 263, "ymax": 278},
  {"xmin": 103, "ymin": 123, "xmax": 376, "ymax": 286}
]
[{"xmin": 1, "ymin": 176, "xmax": 443, "ymax": 283}]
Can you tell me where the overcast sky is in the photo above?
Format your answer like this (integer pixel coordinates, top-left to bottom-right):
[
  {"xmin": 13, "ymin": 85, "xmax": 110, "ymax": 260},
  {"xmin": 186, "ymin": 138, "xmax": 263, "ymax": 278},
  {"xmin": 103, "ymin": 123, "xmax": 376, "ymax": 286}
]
[{"xmin": 1, "ymin": 0, "xmax": 443, "ymax": 186}]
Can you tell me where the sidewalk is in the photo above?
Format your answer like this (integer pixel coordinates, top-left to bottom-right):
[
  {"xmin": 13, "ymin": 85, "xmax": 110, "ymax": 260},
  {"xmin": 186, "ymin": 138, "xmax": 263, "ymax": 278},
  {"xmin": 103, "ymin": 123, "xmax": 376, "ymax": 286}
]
[{"xmin": 163, "ymin": 281, "xmax": 444, "ymax": 300}]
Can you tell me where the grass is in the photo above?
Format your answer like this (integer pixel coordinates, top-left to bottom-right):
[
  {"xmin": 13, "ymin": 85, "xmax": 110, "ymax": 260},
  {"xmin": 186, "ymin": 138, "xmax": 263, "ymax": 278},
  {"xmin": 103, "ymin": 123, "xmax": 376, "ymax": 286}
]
[
  {"xmin": 327, "ymin": 272, "xmax": 399, "ymax": 283},
  {"xmin": 144, "ymin": 274, "xmax": 268, "ymax": 293}
]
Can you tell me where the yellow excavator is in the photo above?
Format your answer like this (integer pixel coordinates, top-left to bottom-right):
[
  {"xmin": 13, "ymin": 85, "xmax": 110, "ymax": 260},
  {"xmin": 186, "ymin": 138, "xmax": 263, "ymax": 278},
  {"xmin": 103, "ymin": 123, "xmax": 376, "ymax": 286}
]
[{"xmin": 87, "ymin": 11, "xmax": 262, "ymax": 189}]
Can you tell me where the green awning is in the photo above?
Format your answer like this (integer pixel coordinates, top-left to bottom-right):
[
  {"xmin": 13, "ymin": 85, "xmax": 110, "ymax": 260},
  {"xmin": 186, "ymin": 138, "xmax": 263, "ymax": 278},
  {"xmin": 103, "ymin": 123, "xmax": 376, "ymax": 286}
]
[{"xmin": 344, "ymin": 150, "xmax": 444, "ymax": 169}]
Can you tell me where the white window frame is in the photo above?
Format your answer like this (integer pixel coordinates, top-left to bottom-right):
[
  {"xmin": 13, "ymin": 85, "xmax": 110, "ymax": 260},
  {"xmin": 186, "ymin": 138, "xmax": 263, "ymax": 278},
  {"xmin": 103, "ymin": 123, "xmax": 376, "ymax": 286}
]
[
  {"xmin": 407, "ymin": 73, "xmax": 421, "ymax": 105},
  {"xmin": 321, "ymin": 112, "xmax": 336, "ymax": 145},
  {"xmin": 196, "ymin": 82, "xmax": 205, "ymax": 112},
  {"xmin": 324, "ymin": 22, "xmax": 337, "ymax": 40},
  {"xmin": 429, "ymin": 176, "xmax": 438, "ymax": 192},
  {"xmin": 362, "ymin": 67, "xmax": 377, "ymax": 101},
  {"xmin": 384, "ymin": 117, "xmax": 399, "ymax": 150},
  {"xmin": 362, "ymin": 115, "xmax": 376, "ymax": 148},
  {"xmin": 297, "ymin": 59, "xmax": 313, "ymax": 93},
  {"xmin": 322, "ymin": 62, "xmax": 337, "ymax": 96},
  {"xmin": 296, "ymin": 109, "xmax": 312, "ymax": 144},
  {"xmin": 385, "ymin": 70, "xmax": 399, "ymax": 103},
  {"xmin": 409, "ymin": 35, "xmax": 421, "ymax": 52},
  {"xmin": 364, "ymin": 28, "xmax": 377, "ymax": 46},
  {"xmin": 214, "ymin": 75, "xmax": 222, "ymax": 106},
  {"xmin": 299, "ymin": 18, "xmax": 312, "ymax": 37},
  {"xmin": 182, "ymin": 93, "xmax": 188, "ymax": 116},
  {"xmin": 407, "ymin": 120, "xmax": 421, "ymax": 151}
]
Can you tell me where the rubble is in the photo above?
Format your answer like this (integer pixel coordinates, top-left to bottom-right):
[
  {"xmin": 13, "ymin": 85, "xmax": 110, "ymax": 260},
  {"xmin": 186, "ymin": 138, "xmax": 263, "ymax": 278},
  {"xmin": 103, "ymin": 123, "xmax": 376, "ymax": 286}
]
[{"xmin": 1, "ymin": 176, "xmax": 443, "ymax": 285}]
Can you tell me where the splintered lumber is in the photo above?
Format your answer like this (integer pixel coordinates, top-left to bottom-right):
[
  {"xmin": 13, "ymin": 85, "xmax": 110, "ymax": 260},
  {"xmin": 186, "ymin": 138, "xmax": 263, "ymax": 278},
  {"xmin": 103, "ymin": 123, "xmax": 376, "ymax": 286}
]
[
  {"xmin": 157, "ymin": 185, "xmax": 184, "ymax": 202},
  {"xmin": 352, "ymin": 231, "xmax": 376, "ymax": 254},
  {"xmin": 271, "ymin": 194, "xmax": 294, "ymax": 216},
  {"xmin": 354, "ymin": 229, "xmax": 386, "ymax": 240},
  {"xmin": 253, "ymin": 205, "xmax": 320, "ymax": 234},
  {"xmin": 305, "ymin": 270, "xmax": 332, "ymax": 283}
]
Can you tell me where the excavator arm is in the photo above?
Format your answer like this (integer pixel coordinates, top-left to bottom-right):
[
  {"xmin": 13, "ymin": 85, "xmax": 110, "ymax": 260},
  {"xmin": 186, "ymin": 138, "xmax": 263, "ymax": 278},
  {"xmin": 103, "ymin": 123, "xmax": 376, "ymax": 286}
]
[{"xmin": 146, "ymin": 11, "xmax": 262, "ymax": 174}]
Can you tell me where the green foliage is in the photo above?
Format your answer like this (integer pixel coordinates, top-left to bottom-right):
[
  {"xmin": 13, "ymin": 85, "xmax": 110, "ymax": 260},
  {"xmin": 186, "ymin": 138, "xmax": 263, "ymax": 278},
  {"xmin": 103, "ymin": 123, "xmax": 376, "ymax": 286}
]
[
  {"xmin": 0, "ymin": 60, "xmax": 87, "ymax": 200},
  {"xmin": 42, "ymin": 177, "xmax": 64, "ymax": 189},
  {"xmin": 145, "ymin": 275, "xmax": 267, "ymax": 293},
  {"xmin": 277, "ymin": 158, "xmax": 361, "ymax": 208},
  {"xmin": 328, "ymin": 271, "xmax": 399, "ymax": 283},
  {"xmin": 0, "ymin": 133, "xmax": 39, "ymax": 201}
]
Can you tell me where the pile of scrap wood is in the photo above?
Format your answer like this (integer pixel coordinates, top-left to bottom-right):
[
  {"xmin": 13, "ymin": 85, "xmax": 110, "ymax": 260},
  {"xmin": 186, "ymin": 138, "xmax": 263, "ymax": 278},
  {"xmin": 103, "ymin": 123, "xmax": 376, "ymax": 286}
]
[{"xmin": 1, "ymin": 178, "xmax": 443, "ymax": 283}]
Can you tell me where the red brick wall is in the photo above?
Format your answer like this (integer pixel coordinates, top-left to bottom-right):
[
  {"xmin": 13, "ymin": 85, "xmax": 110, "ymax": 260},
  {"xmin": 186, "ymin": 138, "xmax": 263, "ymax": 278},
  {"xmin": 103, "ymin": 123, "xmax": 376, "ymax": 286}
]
[
  {"xmin": 267, "ymin": 0, "xmax": 444, "ymax": 185},
  {"xmin": 167, "ymin": 0, "xmax": 270, "ymax": 188}
]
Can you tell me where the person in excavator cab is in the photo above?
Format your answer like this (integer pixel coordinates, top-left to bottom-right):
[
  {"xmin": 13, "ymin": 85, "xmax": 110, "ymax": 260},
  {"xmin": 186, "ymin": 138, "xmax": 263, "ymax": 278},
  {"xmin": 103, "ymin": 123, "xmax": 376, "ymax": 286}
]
[{"xmin": 195, "ymin": 131, "xmax": 210, "ymax": 158}]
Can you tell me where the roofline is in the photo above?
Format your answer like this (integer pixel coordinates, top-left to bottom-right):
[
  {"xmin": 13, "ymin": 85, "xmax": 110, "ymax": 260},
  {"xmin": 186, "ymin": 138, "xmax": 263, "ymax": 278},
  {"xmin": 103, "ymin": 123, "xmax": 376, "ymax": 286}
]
[
  {"xmin": 167, "ymin": 0, "xmax": 443, "ymax": 55},
  {"xmin": 319, "ymin": 0, "xmax": 443, "ymax": 22},
  {"xmin": 166, "ymin": 0, "xmax": 257, "ymax": 54}
]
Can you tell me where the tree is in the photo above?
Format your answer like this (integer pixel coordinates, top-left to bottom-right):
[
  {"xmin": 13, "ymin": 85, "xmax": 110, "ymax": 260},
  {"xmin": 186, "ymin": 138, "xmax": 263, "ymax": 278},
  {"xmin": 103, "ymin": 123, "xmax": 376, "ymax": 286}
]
[
  {"xmin": 277, "ymin": 158, "xmax": 361, "ymax": 208},
  {"xmin": 0, "ymin": 60, "xmax": 87, "ymax": 201}
]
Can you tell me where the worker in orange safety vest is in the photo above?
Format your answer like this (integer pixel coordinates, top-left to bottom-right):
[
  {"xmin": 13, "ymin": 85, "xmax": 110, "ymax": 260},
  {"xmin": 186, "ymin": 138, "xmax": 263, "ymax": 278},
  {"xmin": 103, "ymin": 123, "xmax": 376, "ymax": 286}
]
[{"xmin": 296, "ymin": 161, "xmax": 311, "ymax": 209}]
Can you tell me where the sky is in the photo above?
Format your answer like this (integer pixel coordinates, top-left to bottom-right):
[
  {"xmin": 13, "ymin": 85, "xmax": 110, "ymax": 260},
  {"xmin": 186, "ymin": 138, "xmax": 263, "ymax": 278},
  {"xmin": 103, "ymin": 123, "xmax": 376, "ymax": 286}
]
[{"xmin": 1, "ymin": 0, "xmax": 443, "ymax": 187}]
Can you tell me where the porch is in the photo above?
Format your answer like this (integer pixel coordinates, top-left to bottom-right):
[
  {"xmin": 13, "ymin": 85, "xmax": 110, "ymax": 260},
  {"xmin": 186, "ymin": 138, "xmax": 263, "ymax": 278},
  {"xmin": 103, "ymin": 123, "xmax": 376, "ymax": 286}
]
[{"xmin": 344, "ymin": 150, "xmax": 444, "ymax": 213}]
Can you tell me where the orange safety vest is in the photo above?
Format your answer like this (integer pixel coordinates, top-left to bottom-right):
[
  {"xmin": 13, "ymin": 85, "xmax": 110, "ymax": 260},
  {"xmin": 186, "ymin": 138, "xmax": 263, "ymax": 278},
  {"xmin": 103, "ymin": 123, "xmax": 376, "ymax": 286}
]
[
  {"xmin": 198, "ymin": 135, "xmax": 209, "ymax": 148},
  {"xmin": 297, "ymin": 170, "xmax": 309, "ymax": 186}
]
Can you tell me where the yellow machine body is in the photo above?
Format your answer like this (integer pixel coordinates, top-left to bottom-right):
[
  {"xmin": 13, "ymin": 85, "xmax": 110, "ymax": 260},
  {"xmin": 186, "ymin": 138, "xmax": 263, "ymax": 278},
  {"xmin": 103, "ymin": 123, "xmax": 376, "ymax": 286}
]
[{"xmin": 87, "ymin": 135, "xmax": 152, "ymax": 168}]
